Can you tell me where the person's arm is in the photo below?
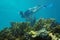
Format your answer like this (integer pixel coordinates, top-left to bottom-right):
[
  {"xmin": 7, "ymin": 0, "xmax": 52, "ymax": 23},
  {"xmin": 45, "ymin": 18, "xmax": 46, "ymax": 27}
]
[
  {"xmin": 28, "ymin": 5, "xmax": 42, "ymax": 13},
  {"xmin": 28, "ymin": 4, "xmax": 53, "ymax": 13}
]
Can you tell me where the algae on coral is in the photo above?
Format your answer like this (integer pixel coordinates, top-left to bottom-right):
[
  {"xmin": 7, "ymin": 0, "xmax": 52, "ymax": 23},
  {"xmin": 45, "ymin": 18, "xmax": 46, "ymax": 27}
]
[{"xmin": 0, "ymin": 18, "xmax": 60, "ymax": 40}]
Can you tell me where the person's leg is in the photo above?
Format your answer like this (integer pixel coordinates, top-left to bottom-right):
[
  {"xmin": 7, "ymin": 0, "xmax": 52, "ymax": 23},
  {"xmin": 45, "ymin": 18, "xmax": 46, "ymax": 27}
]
[{"xmin": 30, "ymin": 16, "xmax": 36, "ymax": 26}]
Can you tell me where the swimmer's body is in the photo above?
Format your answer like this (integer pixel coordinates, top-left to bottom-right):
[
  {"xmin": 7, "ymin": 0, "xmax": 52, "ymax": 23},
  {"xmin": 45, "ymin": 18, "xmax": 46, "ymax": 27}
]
[{"xmin": 20, "ymin": 4, "xmax": 53, "ymax": 26}]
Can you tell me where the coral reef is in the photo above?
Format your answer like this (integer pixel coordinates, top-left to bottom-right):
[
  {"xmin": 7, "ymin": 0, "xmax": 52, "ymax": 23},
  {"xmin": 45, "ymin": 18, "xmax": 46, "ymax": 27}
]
[{"xmin": 0, "ymin": 18, "xmax": 60, "ymax": 40}]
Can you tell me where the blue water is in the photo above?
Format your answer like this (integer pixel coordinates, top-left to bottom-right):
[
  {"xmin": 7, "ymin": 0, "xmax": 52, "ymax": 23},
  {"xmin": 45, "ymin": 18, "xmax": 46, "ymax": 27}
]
[{"xmin": 0, "ymin": 0, "xmax": 60, "ymax": 30}]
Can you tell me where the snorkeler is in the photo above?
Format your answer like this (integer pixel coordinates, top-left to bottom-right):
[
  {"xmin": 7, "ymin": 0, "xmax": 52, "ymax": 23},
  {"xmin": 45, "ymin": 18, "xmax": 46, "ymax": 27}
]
[
  {"xmin": 19, "ymin": 5, "xmax": 41, "ymax": 26},
  {"xmin": 20, "ymin": 5, "xmax": 41, "ymax": 19},
  {"xmin": 20, "ymin": 3, "xmax": 53, "ymax": 19},
  {"xmin": 20, "ymin": 5, "xmax": 43, "ymax": 21},
  {"xmin": 19, "ymin": 4, "xmax": 53, "ymax": 26}
]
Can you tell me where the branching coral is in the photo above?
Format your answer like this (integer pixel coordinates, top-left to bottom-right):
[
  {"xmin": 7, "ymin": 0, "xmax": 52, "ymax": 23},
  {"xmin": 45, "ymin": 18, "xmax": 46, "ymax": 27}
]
[{"xmin": 0, "ymin": 18, "xmax": 60, "ymax": 40}]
